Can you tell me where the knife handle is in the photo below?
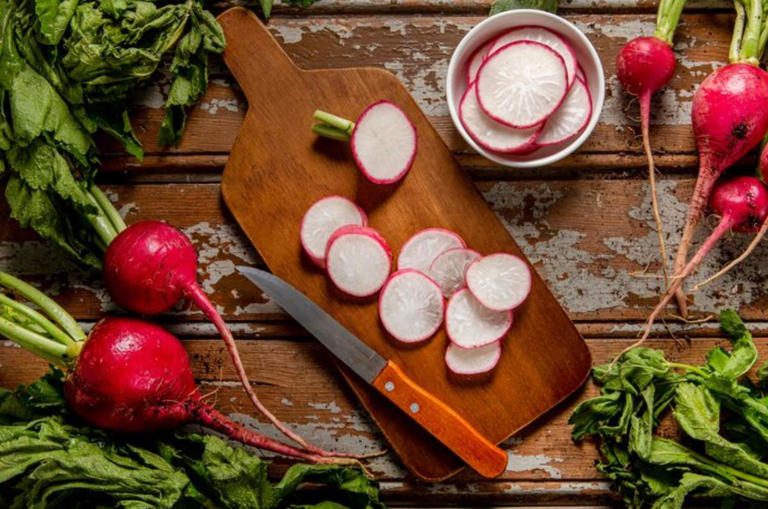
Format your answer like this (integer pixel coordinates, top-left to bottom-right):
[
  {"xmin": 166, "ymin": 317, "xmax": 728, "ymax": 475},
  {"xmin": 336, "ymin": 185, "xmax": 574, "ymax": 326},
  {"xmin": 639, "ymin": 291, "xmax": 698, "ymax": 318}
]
[{"xmin": 371, "ymin": 361, "xmax": 507, "ymax": 478}]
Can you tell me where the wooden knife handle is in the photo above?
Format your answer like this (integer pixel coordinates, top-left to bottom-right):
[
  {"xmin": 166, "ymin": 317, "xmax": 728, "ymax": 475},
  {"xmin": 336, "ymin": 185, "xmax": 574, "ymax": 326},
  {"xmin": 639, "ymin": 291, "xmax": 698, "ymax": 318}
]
[{"xmin": 371, "ymin": 361, "xmax": 507, "ymax": 478}]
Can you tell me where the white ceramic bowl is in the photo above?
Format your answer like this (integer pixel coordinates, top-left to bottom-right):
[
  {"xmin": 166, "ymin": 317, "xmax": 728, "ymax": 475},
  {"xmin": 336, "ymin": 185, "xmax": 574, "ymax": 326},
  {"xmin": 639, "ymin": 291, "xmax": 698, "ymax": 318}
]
[{"xmin": 446, "ymin": 10, "xmax": 605, "ymax": 168}]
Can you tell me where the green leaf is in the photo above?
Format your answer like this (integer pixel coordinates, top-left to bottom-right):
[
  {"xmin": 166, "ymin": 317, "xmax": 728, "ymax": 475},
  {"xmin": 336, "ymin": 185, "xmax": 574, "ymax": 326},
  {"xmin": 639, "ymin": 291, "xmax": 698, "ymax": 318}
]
[
  {"xmin": 714, "ymin": 309, "xmax": 758, "ymax": 378},
  {"xmin": 34, "ymin": 0, "xmax": 79, "ymax": 45},
  {"xmin": 489, "ymin": 0, "xmax": 558, "ymax": 15}
]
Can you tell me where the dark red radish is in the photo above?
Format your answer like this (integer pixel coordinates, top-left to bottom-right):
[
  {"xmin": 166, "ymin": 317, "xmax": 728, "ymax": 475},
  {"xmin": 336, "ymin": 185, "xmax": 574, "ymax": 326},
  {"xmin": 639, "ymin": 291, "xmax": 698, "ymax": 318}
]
[
  {"xmin": 378, "ymin": 270, "xmax": 445, "ymax": 344},
  {"xmin": 445, "ymin": 341, "xmax": 502, "ymax": 376},
  {"xmin": 429, "ymin": 248, "xmax": 481, "ymax": 298},
  {"xmin": 103, "ymin": 220, "xmax": 334, "ymax": 456},
  {"xmin": 325, "ymin": 225, "xmax": 392, "ymax": 298},
  {"xmin": 537, "ymin": 78, "xmax": 592, "ymax": 146},
  {"xmin": 300, "ymin": 195, "xmax": 368, "ymax": 268},
  {"xmin": 466, "ymin": 254, "xmax": 532, "ymax": 312},
  {"xmin": 621, "ymin": 176, "xmax": 768, "ymax": 357},
  {"xmin": 759, "ymin": 140, "xmax": 768, "ymax": 183},
  {"xmin": 476, "ymin": 41, "xmax": 568, "ymax": 129},
  {"xmin": 0, "ymin": 274, "xmax": 360, "ymax": 465},
  {"xmin": 467, "ymin": 40, "xmax": 493, "ymax": 85},
  {"xmin": 446, "ymin": 288, "xmax": 512, "ymax": 349},
  {"xmin": 487, "ymin": 26, "xmax": 578, "ymax": 88},
  {"xmin": 459, "ymin": 82, "xmax": 542, "ymax": 154},
  {"xmin": 671, "ymin": 63, "xmax": 768, "ymax": 315},
  {"xmin": 397, "ymin": 228, "xmax": 466, "ymax": 274}
]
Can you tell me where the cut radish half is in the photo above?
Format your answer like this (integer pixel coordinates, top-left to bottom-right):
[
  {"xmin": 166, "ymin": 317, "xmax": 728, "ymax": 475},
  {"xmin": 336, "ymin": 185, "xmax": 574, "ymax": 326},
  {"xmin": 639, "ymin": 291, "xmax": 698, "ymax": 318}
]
[
  {"xmin": 326, "ymin": 225, "xmax": 391, "ymax": 298},
  {"xmin": 446, "ymin": 289, "xmax": 512, "ymax": 349},
  {"xmin": 460, "ymin": 82, "xmax": 541, "ymax": 154},
  {"xmin": 397, "ymin": 228, "xmax": 466, "ymax": 273},
  {"xmin": 488, "ymin": 26, "xmax": 577, "ymax": 88},
  {"xmin": 576, "ymin": 64, "xmax": 586, "ymax": 83},
  {"xmin": 476, "ymin": 41, "xmax": 567, "ymax": 129},
  {"xmin": 379, "ymin": 270, "xmax": 445, "ymax": 344},
  {"xmin": 445, "ymin": 341, "xmax": 501, "ymax": 375},
  {"xmin": 537, "ymin": 78, "xmax": 592, "ymax": 146},
  {"xmin": 466, "ymin": 253, "xmax": 532, "ymax": 311},
  {"xmin": 351, "ymin": 100, "xmax": 417, "ymax": 185},
  {"xmin": 300, "ymin": 196, "xmax": 368, "ymax": 268},
  {"xmin": 429, "ymin": 248, "xmax": 481, "ymax": 298},
  {"xmin": 466, "ymin": 40, "xmax": 493, "ymax": 85}
]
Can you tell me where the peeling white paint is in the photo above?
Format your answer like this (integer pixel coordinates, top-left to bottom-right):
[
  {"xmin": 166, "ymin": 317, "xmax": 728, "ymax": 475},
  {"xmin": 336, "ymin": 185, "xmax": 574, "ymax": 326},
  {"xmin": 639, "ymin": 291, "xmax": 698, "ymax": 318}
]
[{"xmin": 506, "ymin": 450, "xmax": 564, "ymax": 478}]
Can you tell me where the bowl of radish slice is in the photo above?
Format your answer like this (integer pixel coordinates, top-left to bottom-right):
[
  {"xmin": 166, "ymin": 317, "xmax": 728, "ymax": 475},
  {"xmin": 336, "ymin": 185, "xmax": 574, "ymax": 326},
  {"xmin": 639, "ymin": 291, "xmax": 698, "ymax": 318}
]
[{"xmin": 447, "ymin": 9, "xmax": 604, "ymax": 168}]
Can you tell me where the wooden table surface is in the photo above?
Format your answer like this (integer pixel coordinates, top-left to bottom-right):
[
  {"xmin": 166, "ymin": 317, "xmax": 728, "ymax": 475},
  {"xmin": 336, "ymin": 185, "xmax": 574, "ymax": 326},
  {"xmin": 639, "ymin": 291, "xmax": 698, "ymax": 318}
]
[{"xmin": 1, "ymin": 1, "xmax": 765, "ymax": 506}]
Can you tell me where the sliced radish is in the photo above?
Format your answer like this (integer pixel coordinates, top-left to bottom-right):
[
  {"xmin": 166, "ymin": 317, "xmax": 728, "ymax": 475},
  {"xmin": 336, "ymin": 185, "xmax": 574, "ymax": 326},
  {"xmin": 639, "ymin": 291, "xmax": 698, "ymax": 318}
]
[
  {"xmin": 397, "ymin": 228, "xmax": 466, "ymax": 273},
  {"xmin": 379, "ymin": 270, "xmax": 445, "ymax": 343},
  {"xmin": 537, "ymin": 78, "xmax": 592, "ymax": 146},
  {"xmin": 429, "ymin": 248, "xmax": 481, "ymax": 298},
  {"xmin": 326, "ymin": 225, "xmax": 391, "ymax": 298},
  {"xmin": 446, "ymin": 288, "xmax": 512, "ymax": 349},
  {"xmin": 300, "ymin": 196, "xmax": 368, "ymax": 268},
  {"xmin": 576, "ymin": 64, "xmax": 586, "ymax": 83},
  {"xmin": 476, "ymin": 41, "xmax": 567, "ymax": 129},
  {"xmin": 488, "ymin": 26, "xmax": 577, "ymax": 88},
  {"xmin": 466, "ymin": 40, "xmax": 493, "ymax": 85},
  {"xmin": 466, "ymin": 253, "xmax": 532, "ymax": 311},
  {"xmin": 460, "ymin": 82, "xmax": 541, "ymax": 154},
  {"xmin": 351, "ymin": 100, "xmax": 417, "ymax": 185},
  {"xmin": 445, "ymin": 341, "xmax": 502, "ymax": 375}
]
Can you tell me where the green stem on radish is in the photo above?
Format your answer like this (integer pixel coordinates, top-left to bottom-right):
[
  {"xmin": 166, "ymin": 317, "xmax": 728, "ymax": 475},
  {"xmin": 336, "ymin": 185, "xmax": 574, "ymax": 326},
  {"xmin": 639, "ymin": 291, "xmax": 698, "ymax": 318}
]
[
  {"xmin": 0, "ymin": 316, "xmax": 79, "ymax": 366},
  {"xmin": 0, "ymin": 272, "xmax": 86, "ymax": 342},
  {"xmin": 90, "ymin": 185, "xmax": 127, "ymax": 234},
  {"xmin": 654, "ymin": 0, "xmax": 688, "ymax": 44},
  {"xmin": 730, "ymin": 1, "xmax": 747, "ymax": 62},
  {"xmin": 313, "ymin": 110, "xmax": 355, "ymax": 141},
  {"xmin": 0, "ymin": 293, "xmax": 76, "ymax": 347},
  {"xmin": 735, "ymin": 0, "xmax": 764, "ymax": 63}
]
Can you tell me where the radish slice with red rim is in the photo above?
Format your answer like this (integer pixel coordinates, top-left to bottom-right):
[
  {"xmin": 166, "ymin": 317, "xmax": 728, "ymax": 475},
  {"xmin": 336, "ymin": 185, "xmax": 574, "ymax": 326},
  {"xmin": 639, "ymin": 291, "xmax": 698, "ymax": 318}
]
[
  {"xmin": 466, "ymin": 253, "xmax": 532, "ymax": 311},
  {"xmin": 300, "ymin": 196, "xmax": 368, "ymax": 268},
  {"xmin": 476, "ymin": 41, "xmax": 568, "ymax": 129},
  {"xmin": 351, "ymin": 100, "xmax": 417, "ymax": 185},
  {"xmin": 460, "ymin": 82, "xmax": 541, "ymax": 154},
  {"xmin": 326, "ymin": 225, "xmax": 392, "ymax": 297},
  {"xmin": 445, "ymin": 341, "xmax": 502, "ymax": 375},
  {"xmin": 429, "ymin": 248, "xmax": 481, "ymax": 298},
  {"xmin": 379, "ymin": 270, "xmax": 445, "ymax": 344},
  {"xmin": 397, "ymin": 228, "xmax": 466, "ymax": 273},
  {"xmin": 576, "ymin": 64, "xmax": 586, "ymax": 83},
  {"xmin": 466, "ymin": 40, "xmax": 493, "ymax": 85},
  {"xmin": 446, "ymin": 288, "xmax": 512, "ymax": 349},
  {"xmin": 537, "ymin": 78, "xmax": 592, "ymax": 146},
  {"xmin": 488, "ymin": 26, "xmax": 577, "ymax": 88}
]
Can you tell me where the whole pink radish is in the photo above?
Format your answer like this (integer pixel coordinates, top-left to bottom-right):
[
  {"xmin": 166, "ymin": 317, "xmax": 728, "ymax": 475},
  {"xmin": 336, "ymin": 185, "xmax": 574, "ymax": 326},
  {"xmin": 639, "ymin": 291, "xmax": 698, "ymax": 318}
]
[
  {"xmin": 618, "ymin": 176, "xmax": 768, "ymax": 358},
  {"xmin": 0, "ymin": 273, "xmax": 360, "ymax": 466},
  {"xmin": 103, "ymin": 220, "xmax": 345, "ymax": 458},
  {"xmin": 615, "ymin": 0, "xmax": 686, "ymax": 283}
]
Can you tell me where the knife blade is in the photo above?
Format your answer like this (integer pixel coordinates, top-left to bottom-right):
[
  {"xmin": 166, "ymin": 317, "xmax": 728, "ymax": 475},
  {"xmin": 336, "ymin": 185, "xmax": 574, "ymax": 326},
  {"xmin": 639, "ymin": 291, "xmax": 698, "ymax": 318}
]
[{"xmin": 237, "ymin": 266, "xmax": 507, "ymax": 478}]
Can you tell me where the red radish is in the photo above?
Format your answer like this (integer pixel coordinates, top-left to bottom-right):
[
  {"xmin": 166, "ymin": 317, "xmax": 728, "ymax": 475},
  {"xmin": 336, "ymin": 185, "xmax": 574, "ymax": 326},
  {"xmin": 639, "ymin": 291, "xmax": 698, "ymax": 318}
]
[
  {"xmin": 429, "ymin": 248, "xmax": 482, "ymax": 298},
  {"xmin": 103, "ymin": 220, "xmax": 334, "ymax": 456},
  {"xmin": 759, "ymin": 141, "xmax": 768, "ymax": 183},
  {"xmin": 487, "ymin": 26, "xmax": 577, "ymax": 88},
  {"xmin": 397, "ymin": 228, "xmax": 466, "ymax": 274},
  {"xmin": 445, "ymin": 341, "xmax": 502, "ymax": 376},
  {"xmin": 300, "ymin": 196, "xmax": 368, "ymax": 268},
  {"xmin": 312, "ymin": 101, "xmax": 417, "ymax": 185},
  {"xmin": 0, "ymin": 273, "xmax": 359, "ymax": 465},
  {"xmin": 467, "ymin": 40, "xmax": 493, "ymax": 85},
  {"xmin": 623, "ymin": 176, "xmax": 768, "ymax": 356},
  {"xmin": 378, "ymin": 270, "xmax": 444, "ymax": 344},
  {"xmin": 671, "ymin": 63, "xmax": 768, "ymax": 315},
  {"xmin": 576, "ymin": 65, "xmax": 586, "ymax": 83},
  {"xmin": 476, "ymin": 41, "xmax": 567, "ymax": 129},
  {"xmin": 460, "ymin": 82, "xmax": 542, "ymax": 154},
  {"xmin": 446, "ymin": 288, "xmax": 512, "ymax": 349},
  {"xmin": 351, "ymin": 101, "xmax": 417, "ymax": 184},
  {"xmin": 326, "ymin": 225, "xmax": 392, "ymax": 297},
  {"xmin": 537, "ymin": 78, "xmax": 592, "ymax": 146},
  {"xmin": 466, "ymin": 254, "xmax": 532, "ymax": 311}
]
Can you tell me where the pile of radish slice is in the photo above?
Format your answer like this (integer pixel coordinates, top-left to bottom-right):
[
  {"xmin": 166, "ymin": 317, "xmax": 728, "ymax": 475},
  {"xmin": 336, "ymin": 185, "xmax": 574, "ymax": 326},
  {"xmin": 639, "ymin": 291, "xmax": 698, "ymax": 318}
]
[
  {"xmin": 300, "ymin": 196, "xmax": 532, "ymax": 376},
  {"xmin": 461, "ymin": 26, "xmax": 593, "ymax": 156}
]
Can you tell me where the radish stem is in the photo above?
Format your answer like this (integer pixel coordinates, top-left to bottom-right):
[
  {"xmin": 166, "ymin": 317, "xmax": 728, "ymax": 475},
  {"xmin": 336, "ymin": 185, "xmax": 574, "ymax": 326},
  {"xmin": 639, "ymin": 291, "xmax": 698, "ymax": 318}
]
[
  {"xmin": 0, "ymin": 293, "xmax": 75, "ymax": 347},
  {"xmin": 90, "ymin": 185, "xmax": 127, "ymax": 233},
  {"xmin": 654, "ymin": 0, "xmax": 687, "ymax": 43},
  {"xmin": 313, "ymin": 110, "xmax": 355, "ymax": 141},
  {"xmin": 0, "ymin": 316, "xmax": 76, "ymax": 365},
  {"xmin": 312, "ymin": 124, "xmax": 352, "ymax": 142}
]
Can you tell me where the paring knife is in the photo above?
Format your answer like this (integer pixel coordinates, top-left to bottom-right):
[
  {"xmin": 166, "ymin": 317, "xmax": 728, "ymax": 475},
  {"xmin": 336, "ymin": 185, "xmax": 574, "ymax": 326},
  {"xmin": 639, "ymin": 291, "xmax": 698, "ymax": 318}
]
[{"xmin": 237, "ymin": 266, "xmax": 508, "ymax": 478}]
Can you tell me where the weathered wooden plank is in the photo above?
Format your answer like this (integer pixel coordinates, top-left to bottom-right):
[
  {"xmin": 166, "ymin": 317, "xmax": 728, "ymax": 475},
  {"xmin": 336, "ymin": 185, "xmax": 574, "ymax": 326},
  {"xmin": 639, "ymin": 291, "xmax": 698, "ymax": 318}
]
[
  {"xmin": 110, "ymin": 13, "xmax": 732, "ymax": 172},
  {"xmin": 0, "ymin": 337, "xmax": 761, "ymax": 488},
  {"xmin": 2, "ymin": 179, "xmax": 764, "ymax": 325}
]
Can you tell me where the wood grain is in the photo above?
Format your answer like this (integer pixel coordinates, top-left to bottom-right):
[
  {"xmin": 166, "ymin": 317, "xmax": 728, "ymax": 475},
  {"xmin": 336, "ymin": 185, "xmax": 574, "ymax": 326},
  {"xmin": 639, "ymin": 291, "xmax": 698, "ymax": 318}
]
[{"xmin": 216, "ymin": 6, "xmax": 589, "ymax": 481}]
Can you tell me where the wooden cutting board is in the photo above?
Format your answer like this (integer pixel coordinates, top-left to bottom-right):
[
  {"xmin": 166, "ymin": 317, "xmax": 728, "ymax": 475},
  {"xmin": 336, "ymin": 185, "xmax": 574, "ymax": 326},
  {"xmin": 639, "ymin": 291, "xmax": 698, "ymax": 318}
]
[{"xmin": 217, "ymin": 7, "xmax": 591, "ymax": 481}]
